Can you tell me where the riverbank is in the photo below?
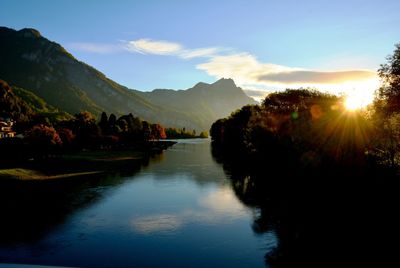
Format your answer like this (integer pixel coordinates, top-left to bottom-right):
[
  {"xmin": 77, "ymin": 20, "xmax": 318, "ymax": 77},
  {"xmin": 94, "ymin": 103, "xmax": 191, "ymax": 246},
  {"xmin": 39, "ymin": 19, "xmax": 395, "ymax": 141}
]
[{"xmin": 0, "ymin": 140, "xmax": 176, "ymax": 180}]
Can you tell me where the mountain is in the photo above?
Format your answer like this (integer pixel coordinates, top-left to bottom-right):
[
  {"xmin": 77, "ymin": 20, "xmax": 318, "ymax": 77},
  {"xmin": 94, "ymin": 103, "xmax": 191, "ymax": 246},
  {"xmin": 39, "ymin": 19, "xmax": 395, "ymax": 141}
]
[
  {"xmin": 1, "ymin": 79, "xmax": 71, "ymax": 124},
  {"xmin": 1, "ymin": 79, "xmax": 35, "ymax": 122},
  {"xmin": 136, "ymin": 78, "xmax": 257, "ymax": 130},
  {"xmin": 0, "ymin": 26, "xmax": 256, "ymax": 131}
]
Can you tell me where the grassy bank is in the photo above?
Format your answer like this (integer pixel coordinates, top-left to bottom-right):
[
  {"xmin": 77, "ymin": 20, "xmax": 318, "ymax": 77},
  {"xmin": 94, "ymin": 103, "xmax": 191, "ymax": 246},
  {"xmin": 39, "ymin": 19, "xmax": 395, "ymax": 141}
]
[{"xmin": 0, "ymin": 141, "xmax": 176, "ymax": 180}]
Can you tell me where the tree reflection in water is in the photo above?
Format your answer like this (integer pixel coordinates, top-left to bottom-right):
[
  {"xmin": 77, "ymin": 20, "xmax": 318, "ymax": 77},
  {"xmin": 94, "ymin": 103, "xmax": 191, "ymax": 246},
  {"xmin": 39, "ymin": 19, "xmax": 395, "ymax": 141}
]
[
  {"xmin": 212, "ymin": 144, "xmax": 399, "ymax": 268},
  {"xmin": 0, "ymin": 155, "xmax": 150, "ymax": 245}
]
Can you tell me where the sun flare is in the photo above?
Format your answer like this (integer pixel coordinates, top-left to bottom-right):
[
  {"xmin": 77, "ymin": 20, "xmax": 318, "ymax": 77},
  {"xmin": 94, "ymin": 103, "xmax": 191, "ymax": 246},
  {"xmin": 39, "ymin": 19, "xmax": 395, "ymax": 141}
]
[
  {"xmin": 345, "ymin": 96, "xmax": 364, "ymax": 110},
  {"xmin": 344, "ymin": 88, "xmax": 375, "ymax": 111}
]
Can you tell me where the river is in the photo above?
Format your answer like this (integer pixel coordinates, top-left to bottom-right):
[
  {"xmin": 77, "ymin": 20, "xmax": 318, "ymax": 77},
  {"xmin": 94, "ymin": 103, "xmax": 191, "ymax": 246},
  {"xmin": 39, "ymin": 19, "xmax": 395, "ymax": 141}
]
[{"xmin": 0, "ymin": 139, "xmax": 277, "ymax": 267}]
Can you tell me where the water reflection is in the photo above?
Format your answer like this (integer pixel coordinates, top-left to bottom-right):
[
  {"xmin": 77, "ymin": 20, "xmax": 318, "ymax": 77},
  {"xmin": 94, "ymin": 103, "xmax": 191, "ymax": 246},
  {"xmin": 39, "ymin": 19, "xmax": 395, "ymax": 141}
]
[
  {"xmin": 0, "ymin": 158, "xmax": 145, "ymax": 245},
  {"xmin": 0, "ymin": 139, "xmax": 275, "ymax": 268},
  {"xmin": 131, "ymin": 186, "xmax": 247, "ymax": 234},
  {"xmin": 212, "ymin": 141, "xmax": 400, "ymax": 268}
]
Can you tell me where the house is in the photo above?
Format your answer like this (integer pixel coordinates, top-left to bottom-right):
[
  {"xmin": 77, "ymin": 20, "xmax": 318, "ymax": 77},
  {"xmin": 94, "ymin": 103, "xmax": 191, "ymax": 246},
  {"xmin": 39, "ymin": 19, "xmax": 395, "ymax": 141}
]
[{"xmin": 0, "ymin": 119, "xmax": 16, "ymax": 138}]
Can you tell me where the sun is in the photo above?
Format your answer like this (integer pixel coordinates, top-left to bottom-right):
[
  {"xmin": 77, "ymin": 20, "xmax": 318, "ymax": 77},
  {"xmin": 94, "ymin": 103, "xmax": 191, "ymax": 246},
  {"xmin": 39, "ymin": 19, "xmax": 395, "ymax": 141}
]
[
  {"xmin": 344, "ymin": 89, "xmax": 375, "ymax": 111},
  {"xmin": 345, "ymin": 96, "xmax": 364, "ymax": 110}
]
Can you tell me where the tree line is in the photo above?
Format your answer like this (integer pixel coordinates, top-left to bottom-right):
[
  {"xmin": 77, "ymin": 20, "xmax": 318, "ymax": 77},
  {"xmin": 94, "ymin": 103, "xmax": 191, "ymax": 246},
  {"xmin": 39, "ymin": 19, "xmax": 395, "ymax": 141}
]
[
  {"xmin": 211, "ymin": 42, "xmax": 400, "ymax": 176},
  {"xmin": 210, "ymin": 42, "xmax": 400, "ymax": 268}
]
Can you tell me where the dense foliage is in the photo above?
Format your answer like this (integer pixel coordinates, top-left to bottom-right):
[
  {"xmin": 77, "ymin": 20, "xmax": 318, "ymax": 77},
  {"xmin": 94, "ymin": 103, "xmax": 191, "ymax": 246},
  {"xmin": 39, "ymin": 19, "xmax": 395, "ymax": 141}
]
[
  {"xmin": 211, "ymin": 89, "xmax": 374, "ymax": 176},
  {"xmin": 211, "ymin": 43, "xmax": 400, "ymax": 174},
  {"xmin": 210, "ymin": 43, "xmax": 400, "ymax": 268}
]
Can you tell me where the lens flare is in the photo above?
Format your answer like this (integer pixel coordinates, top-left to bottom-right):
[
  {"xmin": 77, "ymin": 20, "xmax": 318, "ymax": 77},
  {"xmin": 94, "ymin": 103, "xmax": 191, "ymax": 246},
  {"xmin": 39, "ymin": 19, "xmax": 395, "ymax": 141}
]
[{"xmin": 344, "ymin": 89, "xmax": 375, "ymax": 111}]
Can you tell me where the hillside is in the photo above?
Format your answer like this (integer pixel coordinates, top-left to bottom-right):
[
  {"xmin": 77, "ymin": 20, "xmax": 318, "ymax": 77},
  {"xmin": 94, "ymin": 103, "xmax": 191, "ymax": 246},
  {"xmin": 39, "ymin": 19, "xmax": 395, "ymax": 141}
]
[
  {"xmin": 0, "ymin": 79, "xmax": 35, "ymax": 122},
  {"xmin": 0, "ymin": 79, "xmax": 71, "ymax": 123},
  {"xmin": 136, "ymin": 78, "xmax": 257, "ymax": 129},
  {"xmin": 0, "ymin": 26, "xmax": 256, "ymax": 131}
]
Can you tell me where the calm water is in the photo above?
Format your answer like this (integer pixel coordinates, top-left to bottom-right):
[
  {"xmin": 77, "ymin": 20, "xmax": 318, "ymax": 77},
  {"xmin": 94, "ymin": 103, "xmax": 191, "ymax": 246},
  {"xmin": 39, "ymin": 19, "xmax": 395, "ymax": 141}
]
[{"xmin": 0, "ymin": 139, "xmax": 277, "ymax": 267}]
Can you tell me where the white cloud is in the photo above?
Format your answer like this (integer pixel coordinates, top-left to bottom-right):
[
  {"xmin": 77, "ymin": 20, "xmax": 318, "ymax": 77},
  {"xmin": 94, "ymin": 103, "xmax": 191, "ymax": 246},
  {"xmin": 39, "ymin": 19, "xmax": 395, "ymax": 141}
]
[
  {"xmin": 71, "ymin": 37, "xmax": 379, "ymax": 101},
  {"xmin": 196, "ymin": 52, "xmax": 379, "ymax": 99},
  {"xmin": 257, "ymin": 70, "xmax": 376, "ymax": 84},
  {"xmin": 197, "ymin": 53, "xmax": 296, "ymax": 87},
  {"xmin": 243, "ymin": 89, "xmax": 271, "ymax": 102},
  {"xmin": 126, "ymin": 38, "xmax": 183, "ymax": 55},
  {"xmin": 125, "ymin": 38, "xmax": 222, "ymax": 59},
  {"xmin": 180, "ymin": 47, "xmax": 221, "ymax": 59},
  {"xmin": 67, "ymin": 42, "xmax": 122, "ymax": 54},
  {"xmin": 197, "ymin": 53, "xmax": 377, "ymax": 87}
]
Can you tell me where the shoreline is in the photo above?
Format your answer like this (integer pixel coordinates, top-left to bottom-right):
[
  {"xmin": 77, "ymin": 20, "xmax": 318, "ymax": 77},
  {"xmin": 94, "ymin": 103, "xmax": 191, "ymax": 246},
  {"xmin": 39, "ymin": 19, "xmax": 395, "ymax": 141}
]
[{"xmin": 0, "ymin": 140, "xmax": 176, "ymax": 181}]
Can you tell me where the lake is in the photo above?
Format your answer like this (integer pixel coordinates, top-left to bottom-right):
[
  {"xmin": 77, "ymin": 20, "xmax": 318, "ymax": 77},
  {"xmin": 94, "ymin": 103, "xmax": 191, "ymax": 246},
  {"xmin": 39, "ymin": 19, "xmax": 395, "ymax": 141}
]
[{"xmin": 0, "ymin": 139, "xmax": 277, "ymax": 267}]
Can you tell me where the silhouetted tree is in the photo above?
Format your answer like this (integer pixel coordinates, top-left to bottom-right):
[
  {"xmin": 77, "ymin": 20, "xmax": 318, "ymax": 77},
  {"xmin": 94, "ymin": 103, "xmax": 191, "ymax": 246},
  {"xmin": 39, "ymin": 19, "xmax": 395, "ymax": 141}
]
[
  {"xmin": 373, "ymin": 43, "xmax": 400, "ymax": 166},
  {"xmin": 377, "ymin": 43, "xmax": 400, "ymax": 116},
  {"xmin": 73, "ymin": 111, "xmax": 100, "ymax": 148},
  {"xmin": 142, "ymin": 121, "xmax": 151, "ymax": 141},
  {"xmin": 99, "ymin": 111, "xmax": 109, "ymax": 134}
]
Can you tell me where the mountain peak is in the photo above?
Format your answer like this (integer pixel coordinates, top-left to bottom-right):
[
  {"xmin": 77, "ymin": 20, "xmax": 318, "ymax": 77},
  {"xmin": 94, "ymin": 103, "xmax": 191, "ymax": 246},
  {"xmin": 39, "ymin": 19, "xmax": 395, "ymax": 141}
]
[
  {"xmin": 18, "ymin": 28, "xmax": 42, "ymax": 38},
  {"xmin": 0, "ymin": 27, "xmax": 42, "ymax": 39},
  {"xmin": 193, "ymin": 82, "xmax": 209, "ymax": 88},
  {"xmin": 213, "ymin": 78, "xmax": 236, "ymax": 87}
]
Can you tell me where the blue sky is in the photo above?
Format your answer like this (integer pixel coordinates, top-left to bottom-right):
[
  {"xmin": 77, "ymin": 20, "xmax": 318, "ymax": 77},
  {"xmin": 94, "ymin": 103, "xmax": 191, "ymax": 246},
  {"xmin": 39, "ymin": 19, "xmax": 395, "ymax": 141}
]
[{"xmin": 2, "ymin": 0, "xmax": 400, "ymax": 99}]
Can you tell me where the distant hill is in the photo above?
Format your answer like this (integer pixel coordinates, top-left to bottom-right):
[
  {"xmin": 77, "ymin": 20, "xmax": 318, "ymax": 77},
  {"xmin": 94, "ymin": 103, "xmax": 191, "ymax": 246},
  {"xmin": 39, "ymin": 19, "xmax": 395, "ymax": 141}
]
[
  {"xmin": 136, "ymin": 78, "xmax": 257, "ymax": 130},
  {"xmin": 0, "ymin": 26, "xmax": 256, "ymax": 131}
]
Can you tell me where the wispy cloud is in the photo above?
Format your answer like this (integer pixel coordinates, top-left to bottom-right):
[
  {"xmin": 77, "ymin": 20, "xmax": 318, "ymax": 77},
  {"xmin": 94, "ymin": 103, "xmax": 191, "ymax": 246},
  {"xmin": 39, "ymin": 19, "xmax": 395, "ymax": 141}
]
[
  {"xmin": 70, "ymin": 37, "xmax": 379, "ymax": 99},
  {"xmin": 197, "ymin": 53, "xmax": 296, "ymax": 87},
  {"xmin": 125, "ymin": 38, "xmax": 222, "ymax": 59},
  {"xmin": 124, "ymin": 38, "xmax": 378, "ymax": 97},
  {"xmin": 257, "ymin": 70, "xmax": 375, "ymax": 84},
  {"xmin": 126, "ymin": 38, "xmax": 183, "ymax": 55},
  {"xmin": 180, "ymin": 47, "xmax": 221, "ymax": 59},
  {"xmin": 67, "ymin": 42, "xmax": 122, "ymax": 54},
  {"xmin": 197, "ymin": 53, "xmax": 377, "ymax": 86}
]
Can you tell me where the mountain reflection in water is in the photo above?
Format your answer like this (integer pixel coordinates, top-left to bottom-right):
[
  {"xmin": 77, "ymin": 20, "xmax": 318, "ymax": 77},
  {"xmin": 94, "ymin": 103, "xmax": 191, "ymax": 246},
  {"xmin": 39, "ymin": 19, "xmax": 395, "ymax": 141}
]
[{"xmin": 0, "ymin": 139, "xmax": 277, "ymax": 268}]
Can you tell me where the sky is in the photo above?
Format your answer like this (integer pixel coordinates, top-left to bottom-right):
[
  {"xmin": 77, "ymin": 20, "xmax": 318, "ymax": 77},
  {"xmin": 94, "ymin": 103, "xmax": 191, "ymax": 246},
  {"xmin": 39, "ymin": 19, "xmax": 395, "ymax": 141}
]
[{"xmin": 2, "ymin": 0, "xmax": 400, "ymax": 101}]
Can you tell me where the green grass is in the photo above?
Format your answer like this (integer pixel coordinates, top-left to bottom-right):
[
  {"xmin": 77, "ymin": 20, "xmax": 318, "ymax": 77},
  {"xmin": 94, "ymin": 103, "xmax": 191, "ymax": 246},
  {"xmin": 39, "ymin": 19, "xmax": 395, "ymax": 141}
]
[
  {"xmin": 0, "ymin": 168, "xmax": 101, "ymax": 180},
  {"xmin": 0, "ymin": 142, "xmax": 175, "ymax": 181},
  {"xmin": 62, "ymin": 149, "xmax": 143, "ymax": 161}
]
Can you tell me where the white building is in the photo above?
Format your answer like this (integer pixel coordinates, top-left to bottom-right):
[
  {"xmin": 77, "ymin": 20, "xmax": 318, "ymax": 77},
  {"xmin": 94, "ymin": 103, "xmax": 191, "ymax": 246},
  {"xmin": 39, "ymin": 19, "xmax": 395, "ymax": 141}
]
[{"xmin": 0, "ymin": 120, "xmax": 16, "ymax": 138}]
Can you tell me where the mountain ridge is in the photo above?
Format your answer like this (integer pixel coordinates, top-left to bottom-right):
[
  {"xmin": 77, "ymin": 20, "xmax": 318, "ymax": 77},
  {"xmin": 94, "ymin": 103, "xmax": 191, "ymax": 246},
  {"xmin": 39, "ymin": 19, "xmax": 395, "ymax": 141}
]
[{"xmin": 0, "ymin": 26, "xmax": 256, "ymax": 131}]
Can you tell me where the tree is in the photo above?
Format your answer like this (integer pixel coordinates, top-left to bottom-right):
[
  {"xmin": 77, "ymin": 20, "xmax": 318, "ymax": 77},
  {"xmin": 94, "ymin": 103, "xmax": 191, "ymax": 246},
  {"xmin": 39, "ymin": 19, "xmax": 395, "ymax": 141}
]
[
  {"xmin": 142, "ymin": 121, "xmax": 151, "ymax": 141},
  {"xmin": 377, "ymin": 43, "xmax": 400, "ymax": 115},
  {"xmin": 73, "ymin": 111, "xmax": 100, "ymax": 147},
  {"xmin": 199, "ymin": 131, "xmax": 208, "ymax": 138},
  {"xmin": 25, "ymin": 124, "xmax": 62, "ymax": 156},
  {"xmin": 109, "ymin": 114, "xmax": 117, "ymax": 126},
  {"xmin": 210, "ymin": 119, "xmax": 226, "ymax": 143},
  {"xmin": 117, "ymin": 118, "xmax": 128, "ymax": 133},
  {"xmin": 99, "ymin": 112, "xmax": 109, "ymax": 134},
  {"xmin": 25, "ymin": 124, "xmax": 62, "ymax": 146},
  {"xmin": 373, "ymin": 43, "xmax": 400, "ymax": 166},
  {"xmin": 57, "ymin": 127, "xmax": 75, "ymax": 146},
  {"xmin": 151, "ymin": 124, "xmax": 167, "ymax": 140}
]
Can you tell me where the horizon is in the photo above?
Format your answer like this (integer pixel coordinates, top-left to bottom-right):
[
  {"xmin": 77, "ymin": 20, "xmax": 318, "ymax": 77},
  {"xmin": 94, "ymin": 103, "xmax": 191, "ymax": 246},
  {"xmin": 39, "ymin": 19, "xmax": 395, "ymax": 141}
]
[{"xmin": 2, "ymin": 0, "xmax": 400, "ymax": 104}]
